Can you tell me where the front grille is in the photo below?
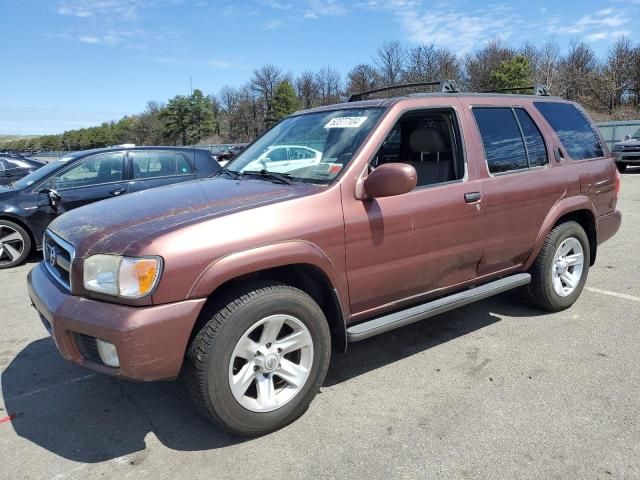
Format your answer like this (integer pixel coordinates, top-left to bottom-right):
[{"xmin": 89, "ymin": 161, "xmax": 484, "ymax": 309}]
[
  {"xmin": 75, "ymin": 334, "xmax": 103, "ymax": 365},
  {"xmin": 43, "ymin": 230, "xmax": 75, "ymax": 291}
]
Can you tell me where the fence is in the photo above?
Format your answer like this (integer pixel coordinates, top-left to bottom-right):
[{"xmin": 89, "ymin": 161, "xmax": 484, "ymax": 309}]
[{"xmin": 596, "ymin": 120, "xmax": 640, "ymax": 150}]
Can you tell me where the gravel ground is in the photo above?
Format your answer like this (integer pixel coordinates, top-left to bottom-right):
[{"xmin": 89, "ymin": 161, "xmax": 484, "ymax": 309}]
[{"xmin": 1, "ymin": 171, "xmax": 639, "ymax": 480}]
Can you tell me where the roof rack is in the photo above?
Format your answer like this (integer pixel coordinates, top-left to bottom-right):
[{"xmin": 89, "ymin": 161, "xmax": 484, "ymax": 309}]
[
  {"xmin": 348, "ymin": 80, "xmax": 458, "ymax": 102},
  {"xmin": 478, "ymin": 83, "xmax": 551, "ymax": 96}
]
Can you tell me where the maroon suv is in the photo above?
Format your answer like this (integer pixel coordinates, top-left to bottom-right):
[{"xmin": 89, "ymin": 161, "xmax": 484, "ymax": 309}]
[{"xmin": 27, "ymin": 87, "xmax": 621, "ymax": 436}]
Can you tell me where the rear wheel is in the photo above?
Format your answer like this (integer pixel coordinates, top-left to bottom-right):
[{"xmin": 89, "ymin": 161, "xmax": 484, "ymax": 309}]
[
  {"xmin": 616, "ymin": 162, "xmax": 627, "ymax": 173},
  {"xmin": 185, "ymin": 281, "xmax": 331, "ymax": 436},
  {"xmin": 0, "ymin": 220, "xmax": 31, "ymax": 269},
  {"xmin": 526, "ymin": 221, "xmax": 590, "ymax": 312}
]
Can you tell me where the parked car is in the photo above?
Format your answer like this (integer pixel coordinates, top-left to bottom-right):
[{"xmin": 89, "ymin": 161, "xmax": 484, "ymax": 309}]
[
  {"xmin": 0, "ymin": 155, "xmax": 45, "ymax": 186},
  {"xmin": 0, "ymin": 146, "xmax": 220, "ymax": 268},
  {"xmin": 28, "ymin": 86, "xmax": 621, "ymax": 436},
  {"xmin": 241, "ymin": 144, "xmax": 322, "ymax": 173},
  {"xmin": 216, "ymin": 144, "xmax": 248, "ymax": 163},
  {"xmin": 612, "ymin": 127, "xmax": 640, "ymax": 172}
]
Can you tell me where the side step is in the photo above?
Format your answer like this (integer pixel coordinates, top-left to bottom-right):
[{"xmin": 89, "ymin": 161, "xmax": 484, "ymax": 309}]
[{"xmin": 346, "ymin": 273, "xmax": 531, "ymax": 342}]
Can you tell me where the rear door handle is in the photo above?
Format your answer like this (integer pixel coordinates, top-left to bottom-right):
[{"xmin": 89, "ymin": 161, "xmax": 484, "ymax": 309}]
[
  {"xmin": 464, "ymin": 192, "xmax": 481, "ymax": 203},
  {"xmin": 110, "ymin": 188, "xmax": 127, "ymax": 196}
]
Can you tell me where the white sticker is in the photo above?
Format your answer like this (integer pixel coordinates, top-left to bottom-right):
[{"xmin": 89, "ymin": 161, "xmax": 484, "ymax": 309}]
[{"xmin": 324, "ymin": 116, "xmax": 368, "ymax": 129}]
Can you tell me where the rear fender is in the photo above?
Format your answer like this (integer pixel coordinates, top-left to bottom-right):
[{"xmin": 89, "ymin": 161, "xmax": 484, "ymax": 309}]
[{"xmin": 523, "ymin": 195, "xmax": 596, "ymax": 270}]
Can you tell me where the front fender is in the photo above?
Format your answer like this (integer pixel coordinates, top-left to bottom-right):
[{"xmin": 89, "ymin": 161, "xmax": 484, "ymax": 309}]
[
  {"xmin": 523, "ymin": 195, "xmax": 596, "ymax": 270},
  {"xmin": 188, "ymin": 240, "xmax": 349, "ymax": 314}
]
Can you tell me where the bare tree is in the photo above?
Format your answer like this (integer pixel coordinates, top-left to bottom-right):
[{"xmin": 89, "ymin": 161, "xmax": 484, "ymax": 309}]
[
  {"xmin": 596, "ymin": 37, "xmax": 635, "ymax": 114},
  {"xmin": 537, "ymin": 37, "xmax": 560, "ymax": 91},
  {"xmin": 295, "ymin": 71, "xmax": 321, "ymax": 109},
  {"xmin": 346, "ymin": 63, "xmax": 377, "ymax": 95},
  {"xmin": 558, "ymin": 39, "xmax": 597, "ymax": 101},
  {"xmin": 462, "ymin": 39, "xmax": 515, "ymax": 90},
  {"xmin": 405, "ymin": 45, "xmax": 461, "ymax": 84},
  {"xmin": 374, "ymin": 41, "xmax": 406, "ymax": 86},
  {"xmin": 316, "ymin": 67, "xmax": 342, "ymax": 105}
]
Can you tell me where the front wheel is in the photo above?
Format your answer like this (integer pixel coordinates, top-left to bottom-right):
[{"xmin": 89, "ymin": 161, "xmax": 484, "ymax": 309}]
[
  {"xmin": 0, "ymin": 220, "xmax": 31, "ymax": 269},
  {"xmin": 526, "ymin": 221, "xmax": 590, "ymax": 312},
  {"xmin": 185, "ymin": 281, "xmax": 331, "ymax": 436}
]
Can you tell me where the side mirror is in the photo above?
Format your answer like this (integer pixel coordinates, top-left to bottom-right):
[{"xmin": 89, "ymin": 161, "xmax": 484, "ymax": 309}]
[
  {"xmin": 624, "ymin": 134, "xmax": 632, "ymax": 140},
  {"xmin": 39, "ymin": 188, "xmax": 61, "ymax": 209},
  {"xmin": 360, "ymin": 163, "xmax": 417, "ymax": 199}
]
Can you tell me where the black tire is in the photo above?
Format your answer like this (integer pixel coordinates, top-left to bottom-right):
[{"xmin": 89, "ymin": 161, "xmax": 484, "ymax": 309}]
[
  {"xmin": 185, "ymin": 281, "xmax": 331, "ymax": 436},
  {"xmin": 526, "ymin": 221, "xmax": 590, "ymax": 312},
  {"xmin": 0, "ymin": 219, "xmax": 32, "ymax": 269},
  {"xmin": 616, "ymin": 162, "xmax": 627, "ymax": 173}
]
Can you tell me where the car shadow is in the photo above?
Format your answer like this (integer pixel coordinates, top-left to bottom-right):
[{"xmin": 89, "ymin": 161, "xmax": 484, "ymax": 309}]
[{"xmin": 2, "ymin": 292, "xmax": 542, "ymax": 463}]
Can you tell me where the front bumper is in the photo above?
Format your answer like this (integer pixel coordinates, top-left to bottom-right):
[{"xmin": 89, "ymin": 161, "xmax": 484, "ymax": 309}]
[
  {"xmin": 614, "ymin": 151, "xmax": 640, "ymax": 163},
  {"xmin": 27, "ymin": 262, "xmax": 206, "ymax": 381}
]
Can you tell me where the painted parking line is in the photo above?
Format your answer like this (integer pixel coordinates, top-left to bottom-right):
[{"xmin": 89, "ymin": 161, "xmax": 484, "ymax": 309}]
[
  {"xmin": 2, "ymin": 373, "xmax": 97, "ymax": 402},
  {"xmin": 586, "ymin": 287, "xmax": 640, "ymax": 303}
]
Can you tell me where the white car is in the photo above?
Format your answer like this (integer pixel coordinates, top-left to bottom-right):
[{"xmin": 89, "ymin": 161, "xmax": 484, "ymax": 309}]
[{"xmin": 241, "ymin": 145, "xmax": 322, "ymax": 173}]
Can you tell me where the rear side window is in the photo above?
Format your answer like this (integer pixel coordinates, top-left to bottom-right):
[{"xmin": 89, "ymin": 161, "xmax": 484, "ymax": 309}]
[
  {"xmin": 473, "ymin": 108, "xmax": 528, "ymax": 174},
  {"xmin": 130, "ymin": 151, "xmax": 195, "ymax": 179},
  {"xmin": 534, "ymin": 102, "xmax": 603, "ymax": 160},
  {"xmin": 515, "ymin": 109, "xmax": 548, "ymax": 167}
]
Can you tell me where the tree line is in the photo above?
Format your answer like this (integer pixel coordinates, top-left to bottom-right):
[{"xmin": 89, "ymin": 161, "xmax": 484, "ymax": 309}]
[{"xmin": 4, "ymin": 36, "xmax": 640, "ymax": 152}]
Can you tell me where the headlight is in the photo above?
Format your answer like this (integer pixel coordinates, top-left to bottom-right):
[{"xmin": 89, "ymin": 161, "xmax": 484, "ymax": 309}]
[{"xmin": 83, "ymin": 255, "xmax": 162, "ymax": 298}]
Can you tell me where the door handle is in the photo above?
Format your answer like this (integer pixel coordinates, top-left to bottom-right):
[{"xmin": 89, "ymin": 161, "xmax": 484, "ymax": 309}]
[
  {"xmin": 464, "ymin": 192, "xmax": 481, "ymax": 203},
  {"xmin": 110, "ymin": 188, "xmax": 127, "ymax": 196}
]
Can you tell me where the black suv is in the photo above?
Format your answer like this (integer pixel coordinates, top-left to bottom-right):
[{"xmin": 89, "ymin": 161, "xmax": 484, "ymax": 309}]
[{"xmin": 0, "ymin": 146, "xmax": 220, "ymax": 268}]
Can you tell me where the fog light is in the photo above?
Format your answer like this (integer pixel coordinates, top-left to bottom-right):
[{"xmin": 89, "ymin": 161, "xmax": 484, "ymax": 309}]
[{"xmin": 96, "ymin": 339, "xmax": 120, "ymax": 368}]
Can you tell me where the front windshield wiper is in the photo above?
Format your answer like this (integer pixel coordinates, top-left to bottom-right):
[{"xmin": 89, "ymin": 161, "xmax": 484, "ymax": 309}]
[
  {"xmin": 216, "ymin": 168, "xmax": 241, "ymax": 179},
  {"xmin": 242, "ymin": 170, "xmax": 293, "ymax": 185}
]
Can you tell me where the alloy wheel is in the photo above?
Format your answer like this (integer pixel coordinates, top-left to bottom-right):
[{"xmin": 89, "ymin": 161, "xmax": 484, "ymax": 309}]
[
  {"xmin": 0, "ymin": 225, "xmax": 25, "ymax": 266},
  {"xmin": 551, "ymin": 236, "xmax": 584, "ymax": 297},
  {"xmin": 228, "ymin": 314, "xmax": 314, "ymax": 413}
]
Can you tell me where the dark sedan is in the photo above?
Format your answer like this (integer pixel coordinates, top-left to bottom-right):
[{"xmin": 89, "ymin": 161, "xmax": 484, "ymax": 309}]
[
  {"xmin": 0, "ymin": 145, "xmax": 220, "ymax": 268},
  {"xmin": 0, "ymin": 156, "xmax": 45, "ymax": 186}
]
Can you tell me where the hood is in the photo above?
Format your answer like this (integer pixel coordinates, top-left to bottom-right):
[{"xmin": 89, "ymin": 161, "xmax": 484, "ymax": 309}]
[
  {"xmin": 618, "ymin": 138, "xmax": 640, "ymax": 146},
  {"xmin": 49, "ymin": 176, "xmax": 320, "ymax": 256}
]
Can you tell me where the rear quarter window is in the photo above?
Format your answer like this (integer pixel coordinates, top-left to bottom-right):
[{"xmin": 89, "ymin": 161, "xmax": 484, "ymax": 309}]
[{"xmin": 534, "ymin": 102, "xmax": 604, "ymax": 160}]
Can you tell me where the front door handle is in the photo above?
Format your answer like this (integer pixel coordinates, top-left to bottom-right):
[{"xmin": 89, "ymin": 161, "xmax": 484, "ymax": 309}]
[
  {"xmin": 464, "ymin": 192, "xmax": 481, "ymax": 203},
  {"xmin": 110, "ymin": 188, "xmax": 127, "ymax": 196}
]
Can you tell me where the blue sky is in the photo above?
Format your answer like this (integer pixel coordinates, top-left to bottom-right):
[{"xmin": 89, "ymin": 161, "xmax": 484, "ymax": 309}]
[{"xmin": 1, "ymin": 0, "xmax": 638, "ymax": 135}]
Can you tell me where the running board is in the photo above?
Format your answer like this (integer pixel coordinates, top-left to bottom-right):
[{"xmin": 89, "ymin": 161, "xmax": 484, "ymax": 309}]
[{"xmin": 346, "ymin": 273, "xmax": 531, "ymax": 342}]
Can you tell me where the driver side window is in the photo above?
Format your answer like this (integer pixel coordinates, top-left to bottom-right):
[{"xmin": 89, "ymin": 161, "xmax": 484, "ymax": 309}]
[
  {"xmin": 54, "ymin": 153, "xmax": 124, "ymax": 190},
  {"xmin": 372, "ymin": 109, "xmax": 464, "ymax": 188}
]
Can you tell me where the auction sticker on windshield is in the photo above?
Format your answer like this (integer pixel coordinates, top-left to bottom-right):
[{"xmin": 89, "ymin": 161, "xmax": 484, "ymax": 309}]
[{"xmin": 324, "ymin": 117, "xmax": 368, "ymax": 129}]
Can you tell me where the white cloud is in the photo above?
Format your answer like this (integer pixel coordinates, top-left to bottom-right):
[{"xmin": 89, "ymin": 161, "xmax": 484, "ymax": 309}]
[
  {"xmin": 56, "ymin": 0, "xmax": 141, "ymax": 21},
  {"xmin": 585, "ymin": 30, "xmax": 631, "ymax": 42},
  {"xmin": 556, "ymin": 9, "xmax": 628, "ymax": 34},
  {"xmin": 383, "ymin": 1, "xmax": 524, "ymax": 54},
  {"xmin": 303, "ymin": 0, "xmax": 348, "ymax": 19},
  {"xmin": 78, "ymin": 35, "xmax": 100, "ymax": 43}
]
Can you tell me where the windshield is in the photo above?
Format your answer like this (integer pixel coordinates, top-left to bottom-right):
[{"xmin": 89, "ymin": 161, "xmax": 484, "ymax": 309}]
[
  {"xmin": 226, "ymin": 108, "xmax": 384, "ymax": 184},
  {"xmin": 13, "ymin": 155, "xmax": 75, "ymax": 189},
  {"xmin": 632, "ymin": 128, "xmax": 640, "ymax": 139}
]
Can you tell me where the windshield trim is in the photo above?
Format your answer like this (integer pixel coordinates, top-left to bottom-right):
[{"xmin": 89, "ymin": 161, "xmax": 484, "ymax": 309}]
[{"xmin": 224, "ymin": 106, "xmax": 388, "ymax": 186}]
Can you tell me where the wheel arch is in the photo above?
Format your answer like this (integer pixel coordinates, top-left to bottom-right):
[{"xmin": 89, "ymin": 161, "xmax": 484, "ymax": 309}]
[
  {"xmin": 524, "ymin": 197, "xmax": 597, "ymax": 270},
  {"xmin": 188, "ymin": 241, "xmax": 349, "ymax": 353}
]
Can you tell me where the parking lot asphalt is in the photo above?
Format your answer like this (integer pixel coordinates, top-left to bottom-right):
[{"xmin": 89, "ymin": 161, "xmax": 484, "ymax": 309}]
[{"xmin": 1, "ymin": 172, "xmax": 639, "ymax": 480}]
